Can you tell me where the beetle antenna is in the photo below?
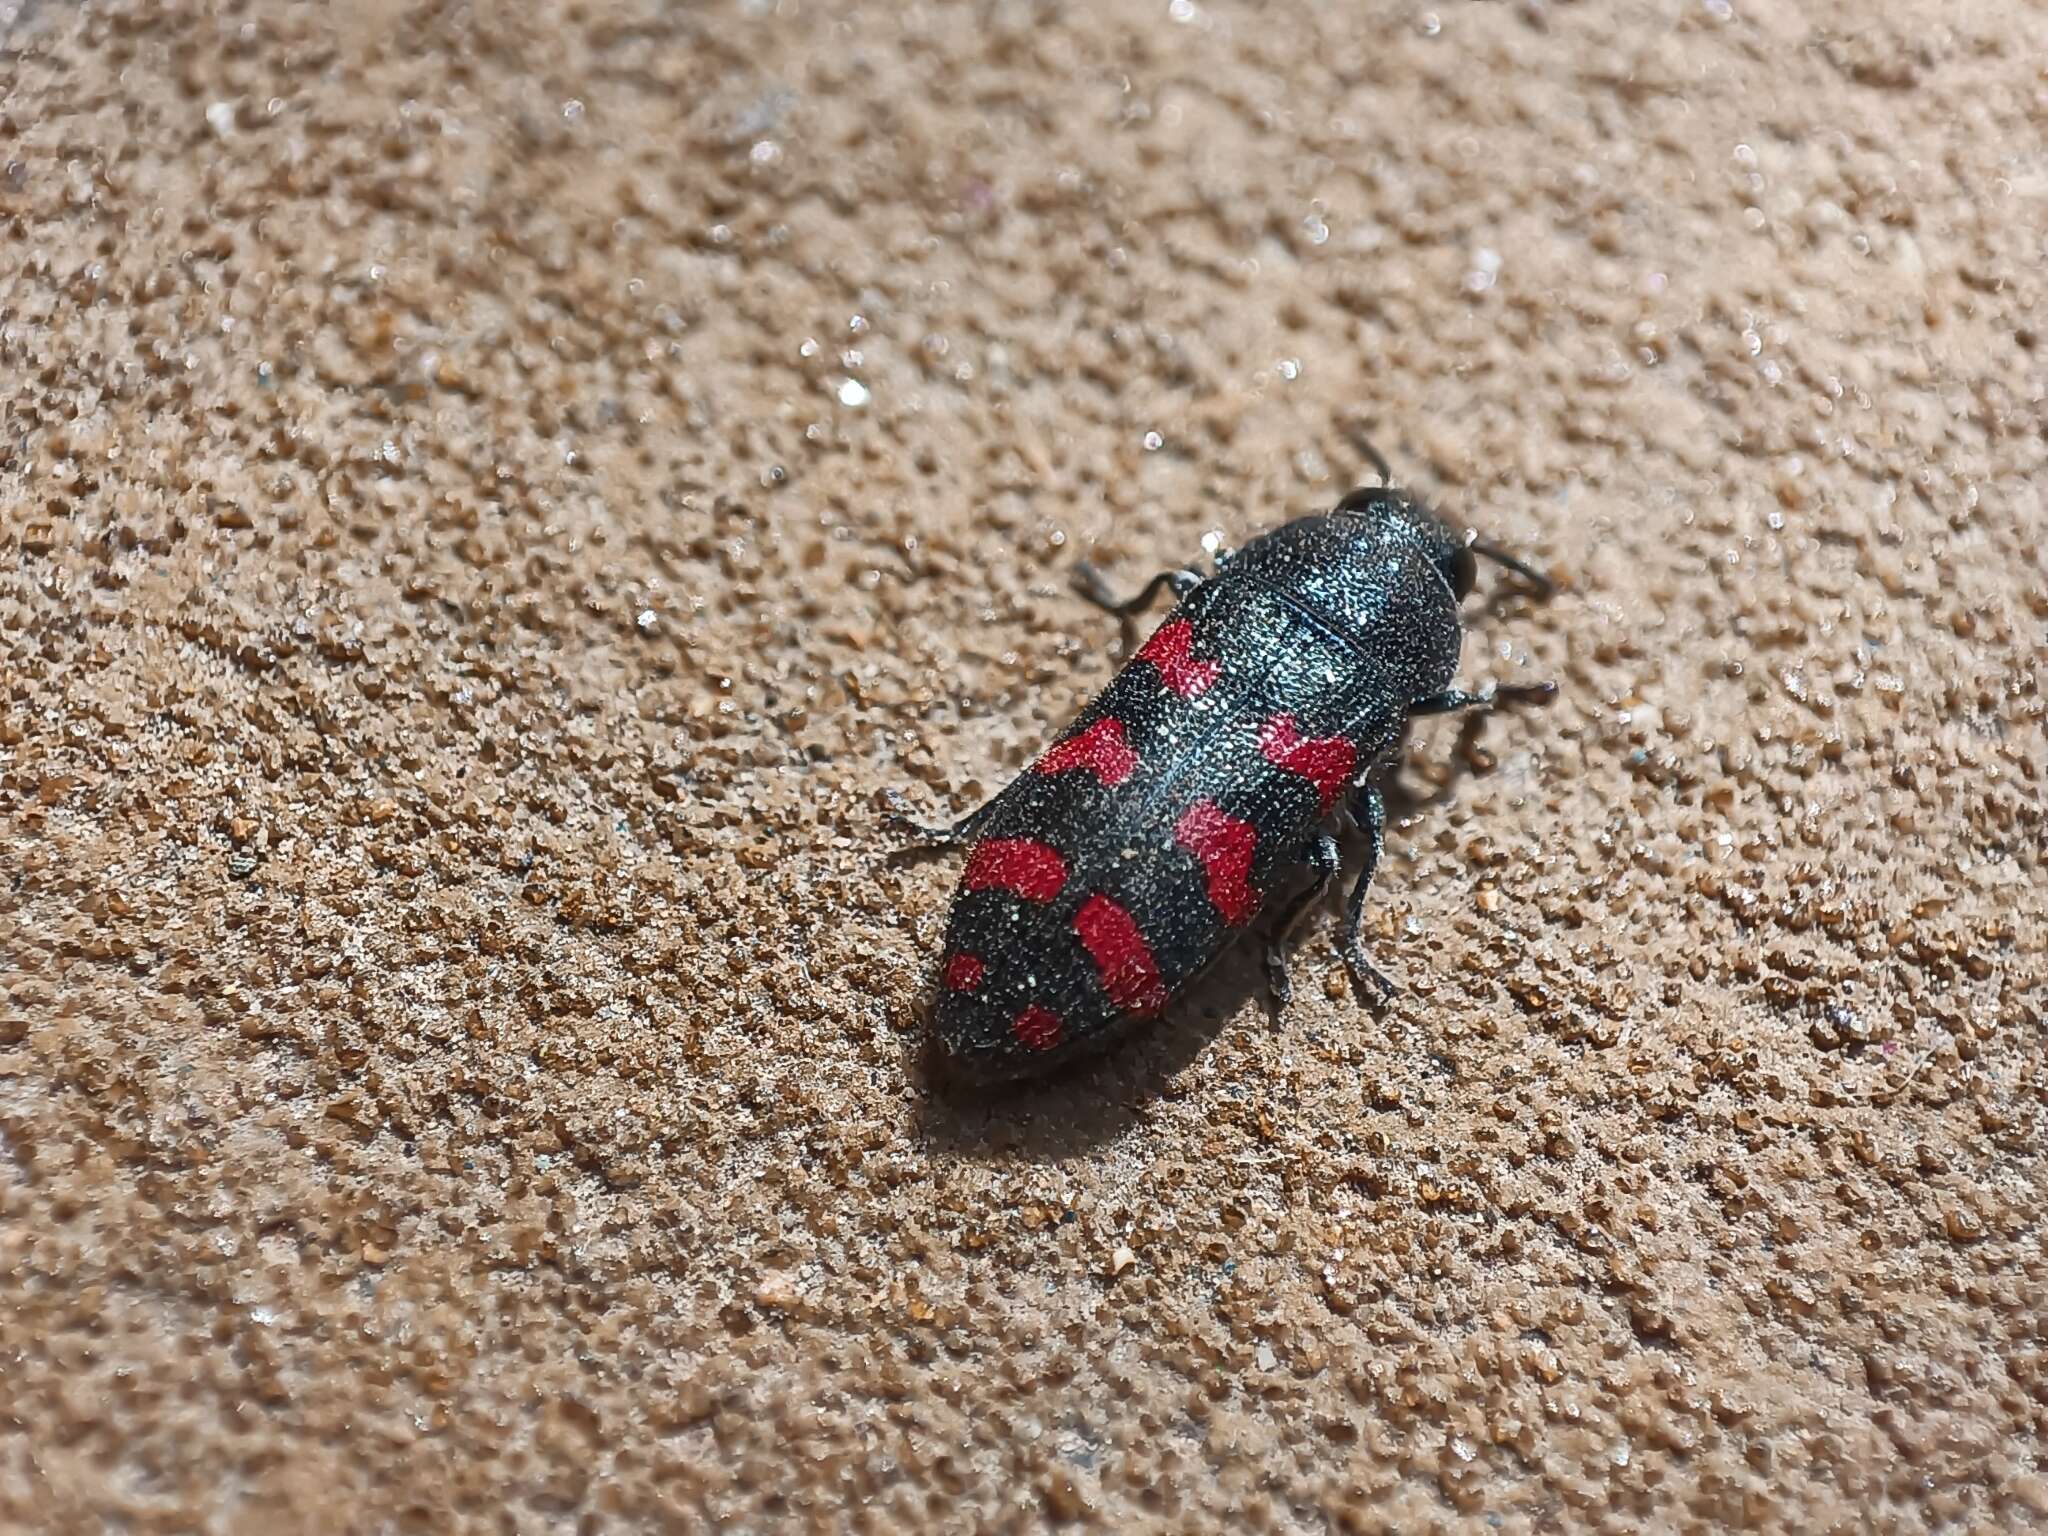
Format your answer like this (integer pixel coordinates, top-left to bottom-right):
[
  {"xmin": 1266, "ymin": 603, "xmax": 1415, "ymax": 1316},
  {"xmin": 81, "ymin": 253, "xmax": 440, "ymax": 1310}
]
[
  {"xmin": 1353, "ymin": 435, "xmax": 1394, "ymax": 487},
  {"xmin": 1467, "ymin": 536, "xmax": 1554, "ymax": 598},
  {"xmin": 1337, "ymin": 421, "xmax": 1397, "ymax": 487},
  {"xmin": 1343, "ymin": 428, "xmax": 1392, "ymax": 487}
]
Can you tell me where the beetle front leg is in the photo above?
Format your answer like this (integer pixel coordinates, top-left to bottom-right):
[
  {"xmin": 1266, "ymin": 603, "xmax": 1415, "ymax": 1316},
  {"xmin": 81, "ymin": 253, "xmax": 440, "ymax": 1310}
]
[
  {"xmin": 1072, "ymin": 562, "xmax": 1204, "ymax": 616},
  {"xmin": 1264, "ymin": 833, "xmax": 1340, "ymax": 1012},
  {"xmin": 1410, "ymin": 681, "xmax": 1558, "ymax": 716},
  {"xmin": 1339, "ymin": 784, "xmax": 1397, "ymax": 1005}
]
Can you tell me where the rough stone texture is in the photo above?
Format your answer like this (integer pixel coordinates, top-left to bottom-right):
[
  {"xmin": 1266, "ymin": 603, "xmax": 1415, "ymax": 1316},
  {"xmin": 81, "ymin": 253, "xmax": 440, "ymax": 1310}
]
[{"xmin": 3, "ymin": 0, "xmax": 2045, "ymax": 1530}]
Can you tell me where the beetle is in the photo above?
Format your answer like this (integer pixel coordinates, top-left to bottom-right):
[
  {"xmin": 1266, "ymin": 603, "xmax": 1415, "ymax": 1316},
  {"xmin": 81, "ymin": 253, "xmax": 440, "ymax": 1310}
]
[{"xmin": 894, "ymin": 450, "xmax": 1556, "ymax": 1083}]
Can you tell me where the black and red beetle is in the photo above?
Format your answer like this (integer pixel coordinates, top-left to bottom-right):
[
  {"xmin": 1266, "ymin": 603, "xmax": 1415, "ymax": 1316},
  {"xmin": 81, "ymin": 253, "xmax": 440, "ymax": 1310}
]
[{"xmin": 895, "ymin": 453, "xmax": 1556, "ymax": 1082}]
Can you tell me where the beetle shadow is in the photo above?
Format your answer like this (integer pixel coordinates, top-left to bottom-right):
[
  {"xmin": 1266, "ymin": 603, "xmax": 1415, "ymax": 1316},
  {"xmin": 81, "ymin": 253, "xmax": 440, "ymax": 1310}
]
[
  {"xmin": 907, "ymin": 940, "xmax": 1279, "ymax": 1161},
  {"xmin": 906, "ymin": 708, "xmax": 1529, "ymax": 1162},
  {"xmin": 1476, "ymin": 580, "xmax": 1552, "ymax": 629},
  {"xmin": 1376, "ymin": 706, "xmax": 1517, "ymax": 819}
]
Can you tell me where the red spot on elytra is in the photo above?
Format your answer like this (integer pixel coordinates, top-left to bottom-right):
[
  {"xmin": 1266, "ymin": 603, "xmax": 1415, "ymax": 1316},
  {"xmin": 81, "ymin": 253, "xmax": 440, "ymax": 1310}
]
[
  {"xmin": 1136, "ymin": 619, "xmax": 1221, "ymax": 700},
  {"xmin": 1037, "ymin": 717, "xmax": 1139, "ymax": 786},
  {"xmin": 944, "ymin": 953, "xmax": 985, "ymax": 992},
  {"xmin": 1173, "ymin": 798, "xmax": 1260, "ymax": 926},
  {"xmin": 1073, "ymin": 891, "xmax": 1169, "ymax": 1017},
  {"xmin": 1012, "ymin": 1004, "xmax": 1063, "ymax": 1051},
  {"xmin": 1258, "ymin": 714, "xmax": 1356, "ymax": 814},
  {"xmin": 963, "ymin": 838, "xmax": 1068, "ymax": 903}
]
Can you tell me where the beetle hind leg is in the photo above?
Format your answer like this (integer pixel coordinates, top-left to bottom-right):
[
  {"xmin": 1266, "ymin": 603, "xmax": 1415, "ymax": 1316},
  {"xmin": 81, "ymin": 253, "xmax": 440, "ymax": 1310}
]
[
  {"xmin": 1264, "ymin": 833, "xmax": 1341, "ymax": 1013},
  {"xmin": 1338, "ymin": 784, "xmax": 1398, "ymax": 1006},
  {"xmin": 883, "ymin": 791, "xmax": 996, "ymax": 852}
]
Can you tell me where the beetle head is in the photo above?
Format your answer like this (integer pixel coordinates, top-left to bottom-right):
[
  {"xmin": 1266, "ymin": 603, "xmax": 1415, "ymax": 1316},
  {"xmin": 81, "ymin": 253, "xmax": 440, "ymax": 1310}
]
[{"xmin": 1330, "ymin": 486, "xmax": 1477, "ymax": 599}]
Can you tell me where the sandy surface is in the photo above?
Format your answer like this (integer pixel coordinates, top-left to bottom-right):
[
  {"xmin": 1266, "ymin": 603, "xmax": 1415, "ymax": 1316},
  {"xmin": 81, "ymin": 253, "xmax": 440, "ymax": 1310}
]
[{"xmin": 4, "ymin": 0, "xmax": 2046, "ymax": 1530}]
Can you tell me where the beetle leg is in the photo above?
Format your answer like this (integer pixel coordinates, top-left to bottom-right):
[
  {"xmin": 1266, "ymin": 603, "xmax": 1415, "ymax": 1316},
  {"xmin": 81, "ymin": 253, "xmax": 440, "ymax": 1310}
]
[
  {"xmin": 1072, "ymin": 562, "xmax": 1204, "ymax": 616},
  {"xmin": 1339, "ymin": 784, "xmax": 1397, "ymax": 1006},
  {"xmin": 1409, "ymin": 681, "xmax": 1558, "ymax": 716},
  {"xmin": 883, "ymin": 792, "xmax": 997, "ymax": 850},
  {"xmin": 1264, "ymin": 833, "xmax": 1340, "ymax": 1012}
]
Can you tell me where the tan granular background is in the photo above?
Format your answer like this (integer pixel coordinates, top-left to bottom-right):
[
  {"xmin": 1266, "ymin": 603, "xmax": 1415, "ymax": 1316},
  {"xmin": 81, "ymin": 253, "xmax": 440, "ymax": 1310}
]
[{"xmin": 4, "ymin": 0, "xmax": 2046, "ymax": 1530}]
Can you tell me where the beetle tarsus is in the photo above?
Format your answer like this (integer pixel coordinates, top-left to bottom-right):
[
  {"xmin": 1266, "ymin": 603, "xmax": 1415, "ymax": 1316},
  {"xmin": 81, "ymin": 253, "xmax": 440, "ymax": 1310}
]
[
  {"xmin": 883, "ymin": 793, "xmax": 992, "ymax": 851},
  {"xmin": 1342, "ymin": 942, "xmax": 1399, "ymax": 1008},
  {"xmin": 1264, "ymin": 952, "xmax": 1293, "ymax": 1012}
]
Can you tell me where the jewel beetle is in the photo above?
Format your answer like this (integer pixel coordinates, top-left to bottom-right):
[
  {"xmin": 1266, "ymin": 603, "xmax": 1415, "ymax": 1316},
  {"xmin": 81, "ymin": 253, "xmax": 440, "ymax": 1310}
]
[{"xmin": 895, "ymin": 449, "xmax": 1556, "ymax": 1083}]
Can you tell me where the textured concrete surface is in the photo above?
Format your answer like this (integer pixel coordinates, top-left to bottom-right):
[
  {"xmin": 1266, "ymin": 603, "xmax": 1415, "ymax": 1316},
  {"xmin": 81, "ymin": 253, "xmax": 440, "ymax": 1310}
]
[{"xmin": 3, "ymin": 0, "xmax": 2046, "ymax": 1530}]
